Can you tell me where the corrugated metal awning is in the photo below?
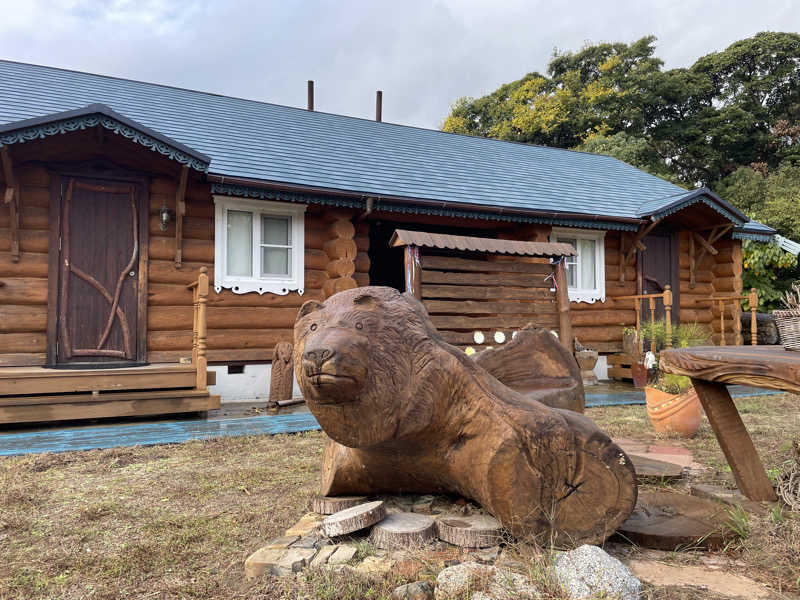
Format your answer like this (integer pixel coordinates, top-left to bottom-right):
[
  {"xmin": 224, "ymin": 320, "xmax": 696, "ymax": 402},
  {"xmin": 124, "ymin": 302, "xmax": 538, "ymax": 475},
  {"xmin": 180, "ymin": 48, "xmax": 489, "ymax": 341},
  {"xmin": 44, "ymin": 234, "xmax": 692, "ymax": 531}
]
[{"xmin": 389, "ymin": 229, "xmax": 576, "ymax": 257}]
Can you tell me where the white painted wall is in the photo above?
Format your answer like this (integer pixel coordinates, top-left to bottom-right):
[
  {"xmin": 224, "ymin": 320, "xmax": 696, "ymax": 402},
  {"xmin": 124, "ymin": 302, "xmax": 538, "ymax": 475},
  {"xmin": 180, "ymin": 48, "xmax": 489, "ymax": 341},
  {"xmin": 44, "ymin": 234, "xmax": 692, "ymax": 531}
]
[{"xmin": 209, "ymin": 363, "xmax": 302, "ymax": 403}]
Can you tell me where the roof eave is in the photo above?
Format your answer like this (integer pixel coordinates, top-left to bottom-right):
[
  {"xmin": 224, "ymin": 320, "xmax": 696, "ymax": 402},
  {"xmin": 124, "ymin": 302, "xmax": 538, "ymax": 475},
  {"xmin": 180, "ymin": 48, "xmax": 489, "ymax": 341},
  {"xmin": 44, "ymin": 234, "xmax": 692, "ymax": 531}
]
[{"xmin": 638, "ymin": 187, "xmax": 748, "ymax": 226}]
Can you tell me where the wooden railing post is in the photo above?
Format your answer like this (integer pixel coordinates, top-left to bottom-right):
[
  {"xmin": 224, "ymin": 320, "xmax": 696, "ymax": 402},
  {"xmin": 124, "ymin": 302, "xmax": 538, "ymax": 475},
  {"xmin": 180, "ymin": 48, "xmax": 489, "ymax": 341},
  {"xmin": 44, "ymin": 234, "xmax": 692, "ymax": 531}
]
[
  {"xmin": 664, "ymin": 285, "xmax": 673, "ymax": 348},
  {"xmin": 195, "ymin": 267, "xmax": 209, "ymax": 390},
  {"xmin": 734, "ymin": 299, "xmax": 743, "ymax": 346},
  {"xmin": 749, "ymin": 288, "xmax": 759, "ymax": 346},
  {"xmin": 553, "ymin": 258, "xmax": 572, "ymax": 351},
  {"xmin": 648, "ymin": 296, "xmax": 656, "ymax": 354},
  {"xmin": 634, "ymin": 300, "xmax": 642, "ymax": 355}
]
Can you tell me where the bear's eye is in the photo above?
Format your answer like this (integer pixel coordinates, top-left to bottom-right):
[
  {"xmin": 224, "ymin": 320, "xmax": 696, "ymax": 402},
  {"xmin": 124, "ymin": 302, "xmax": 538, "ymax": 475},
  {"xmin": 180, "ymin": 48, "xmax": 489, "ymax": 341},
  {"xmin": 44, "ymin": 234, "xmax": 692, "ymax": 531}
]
[
  {"xmin": 310, "ymin": 323, "xmax": 317, "ymax": 331},
  {"xmin": 355, "ymin": 322, "xmax": 363, "ymax": 330}
]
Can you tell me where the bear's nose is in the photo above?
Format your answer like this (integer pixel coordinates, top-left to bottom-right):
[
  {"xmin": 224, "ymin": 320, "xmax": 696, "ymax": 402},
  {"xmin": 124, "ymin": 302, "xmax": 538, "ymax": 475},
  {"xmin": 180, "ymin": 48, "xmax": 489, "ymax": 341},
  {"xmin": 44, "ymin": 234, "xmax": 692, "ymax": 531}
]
[{"xmin": 303, "ymin": 348, "xmax": 334, "ymax": 371}]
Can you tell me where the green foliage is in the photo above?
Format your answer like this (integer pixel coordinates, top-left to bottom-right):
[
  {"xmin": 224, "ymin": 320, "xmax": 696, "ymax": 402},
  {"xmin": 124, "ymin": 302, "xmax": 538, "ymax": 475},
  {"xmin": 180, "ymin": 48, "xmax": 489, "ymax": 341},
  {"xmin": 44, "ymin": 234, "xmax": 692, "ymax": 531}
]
[
  {"xmin": 639, "ymin": 320, "xmax": 711, "ymax": 352},
  {"xmin": 652, "ymin": 373, "xmax": 692, "ymax": 394}
]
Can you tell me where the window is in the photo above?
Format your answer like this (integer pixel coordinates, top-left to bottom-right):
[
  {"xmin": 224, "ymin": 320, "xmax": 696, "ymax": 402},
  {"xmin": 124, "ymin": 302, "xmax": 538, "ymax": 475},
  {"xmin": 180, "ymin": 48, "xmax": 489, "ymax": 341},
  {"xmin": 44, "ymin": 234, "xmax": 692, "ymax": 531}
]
[
  {"xmin": 213, "ymin": 196, "xmax": 306, "ymax": 295},
  {"xmin": 550, "ymin": 228, "xmax": 606, "ymax": 303}
]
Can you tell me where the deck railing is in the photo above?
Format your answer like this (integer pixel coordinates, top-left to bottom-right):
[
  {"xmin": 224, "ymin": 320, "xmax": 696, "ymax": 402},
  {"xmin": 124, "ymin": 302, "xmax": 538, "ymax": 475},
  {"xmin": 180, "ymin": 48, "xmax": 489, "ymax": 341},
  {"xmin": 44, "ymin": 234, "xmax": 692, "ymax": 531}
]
[
  {"xmin": 691, "ymin": 288, "xmax": 759, "ymax": 346},
  {"xmin": 187, "ymin": 267, "xmax": 209, "ymax": 390},
  {"xmin": 616, "ymin": 286, "xmax": 674, "ymax": 354}
]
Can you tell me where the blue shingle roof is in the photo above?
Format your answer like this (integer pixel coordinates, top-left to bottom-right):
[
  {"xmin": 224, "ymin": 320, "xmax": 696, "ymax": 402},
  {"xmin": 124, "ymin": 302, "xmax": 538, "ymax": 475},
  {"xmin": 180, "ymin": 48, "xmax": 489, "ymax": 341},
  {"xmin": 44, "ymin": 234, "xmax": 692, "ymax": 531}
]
[{"xmin": 0, "ymin": 60, "xmax": 773, "ymax": 235}]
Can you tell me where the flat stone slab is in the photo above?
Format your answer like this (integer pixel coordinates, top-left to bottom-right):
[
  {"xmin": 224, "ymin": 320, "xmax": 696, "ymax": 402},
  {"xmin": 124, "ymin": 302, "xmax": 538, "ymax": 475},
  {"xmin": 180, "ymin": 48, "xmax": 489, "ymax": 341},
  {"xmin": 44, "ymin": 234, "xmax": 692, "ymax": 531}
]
[
  {"xmin": 276, "ymin": 547, "xmax": 317, "ymax": 574},
  {"xmin": 628, "ymin": 559, "xmax": 772, "ymax": 598},
  {"xmin": 327, "ymin": 544, "xmax": 358, "ymax": 565},
  {"xmin": 617, "ymin": 490, "xmax": 730, "ymax": 550},
  {"xmin": 370, "ymin": 512, "xmax": 436, "ymax": 549},
  {"xmin": 628, "ymin": 453, "xmax": 684, "ymax": 478},
  {"xmin": 309, "ymin": 544, "xmax": 339, "ymax": 568},
  {"xmin": 244, "ymin": 547, "xmax": 285, "ymax": 578},
  {"xmin": 312, "ymin": 495, "xmax": 368, "ymax": 515},
  {"xmin": 436, "ymin": 514, "xmax": 504, "ymax": 548},
  {"xmin": 323, "ymin": 500, "xmax": 386, "ymax": 537},
  {"xmin": 285, "ymin": 512, "xmax": 324, "ymax": 537}
]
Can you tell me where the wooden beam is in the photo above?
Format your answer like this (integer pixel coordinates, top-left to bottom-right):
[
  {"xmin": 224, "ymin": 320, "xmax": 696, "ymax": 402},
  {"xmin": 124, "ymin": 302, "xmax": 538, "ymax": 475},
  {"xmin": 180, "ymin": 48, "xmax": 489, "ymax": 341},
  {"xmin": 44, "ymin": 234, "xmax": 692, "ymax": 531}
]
[
  {"xmin": 625, "ymin": 219, "xmax": 660, "ymax": 264},
  {"xmin": 709, "ymin": 224, "xmax": 733, "ymax": 245},
  {"xmin": 404, "ymin": 245, "xmax": 421, "ymax": 299},
  {"xmin": 173, "ymin": 165, "xmax": 189, "ymax": 268},
  {"xmin": 1, "ymin": 146, "xmax": 20, "ymax": 262},
  {"xmin": 693, "ymin": 231, "xmax": 719, "ymax": 256},
  {"xmin": 553, "ymin": 259, "xmax": 572, "ymax": 351}
]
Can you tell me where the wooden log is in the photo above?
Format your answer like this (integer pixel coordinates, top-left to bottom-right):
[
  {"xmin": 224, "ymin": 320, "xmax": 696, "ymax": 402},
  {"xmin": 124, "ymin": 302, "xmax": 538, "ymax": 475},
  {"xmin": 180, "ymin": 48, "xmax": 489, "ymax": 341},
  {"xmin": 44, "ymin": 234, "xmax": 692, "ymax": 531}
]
[
  {"xmin": 354, "ymin": 271, "xmax": 369, "ymax": 287},
  {"xmin": 326, "ymin": 257, "xmax": 356, "ymax": 278},
  {"xmin": 0, "ymin": 277, "xmax": 48, "ymax": 305},
  {"xmin": 572, "ymin": 325, "xmax": 629, "ymax": 343},
  {"xmin": 149, "ymin": 237, "xmax": 213, "ymax": 263},
  {"xmin": 148, "ymin": 215, "xmax": 212, "ymax": 240},
  {"xmin": 323, "ymin": 276, "xmax": 356, "ymax": 298},
  {"xmin": 0, "ymin": 251, "xmax": 48, "ymax": 277},
  {"xmin": 147, "ymin": 328, "xmax": 293, "ymax": 351},
  {"xmin": 0, "ymin": 332, "xmax": 46, "ymax": 353},
  {"xmin": 0, "ymin": 352, "xmax": 46, "ymax": 366},
  {"xmin": 0, "ymin": 204, "xmax": 48, "ymax": 230},
  {"xmin": 421, "ymin": 270, "xmax": 551, "ymax": 288},
  {"xmin": 322, "ymin": 501, "xmax": 386, "ymax": 537},
  {"xmin": 328, "ymin": 218, "xmax": 355, "ymax": 239},
  {"xmin": 355, "ymin": 235, "xmax": 369, "ymax": 253},
  {"xmin": 0, "ymin": 228, "xmax": 48, "ymax": 253},
  {"xmin": 354, "ymin": 252, "xmax": 370, "ymax": 273},
  {"xmin": 148, "ymin": 259, "xmax": 212, "ymax": 284},
  {"xmin": 148, "ymin": 348, "xmax": 278, "ymax": 363},
  {"xmin": 324, "ymin": 238, "xmax": 357, "ymax": 260},
  {"xmin": 571, "ymin": 310, "xmax": 636, "ymax": 327},
  {"xmin": 431, "ymin": 315, "xmax": 559, "ymax": 330},
  {"xmin": 312, "ymin": 495, "xmax": 368, "ymax": 515},
  {"xmin": 369, "ymin": 512, "xmax": 436, "ymax": 549},
  {"xmin": 435, "ymin": 515, "xmax": 504, "ymax": 548},
  {"xmin": 680, "ymin": 281, "xmax": 713, "ymax": 295},
  {"xmin": 305, "ymin": 269, "xmax": 329, "ymax": 290},
  {"xmin": 0, "ymin": 305, "xmax": 47, "ymax": 332},
  {"xmin": 307, "ymin": 248, "xmax": 329, "ymax": 271},
  {"xmin": 148, "ymin": 282, "xmax": 320, "ymax": 307},
  {"xmin": 149, "ymin": 306, "xmax": 301, "ymax": 330},
  {"xmin": 268, "ymin": 341, "xmax": 294, "ymax": 405},
  {"xmin": 421, "ymin": 255, "xmax": 552, "ymax": 275},
  {"xmin": 16, "ymin": 184, "xmax": 50, "ymax": 207},
  {"xmin": 423, "ymin": 300, "xmax": 556, "ymax": 315},
  {"xmin": 422, "ymin": 285, "xmax": 554, "ymax": 300}
]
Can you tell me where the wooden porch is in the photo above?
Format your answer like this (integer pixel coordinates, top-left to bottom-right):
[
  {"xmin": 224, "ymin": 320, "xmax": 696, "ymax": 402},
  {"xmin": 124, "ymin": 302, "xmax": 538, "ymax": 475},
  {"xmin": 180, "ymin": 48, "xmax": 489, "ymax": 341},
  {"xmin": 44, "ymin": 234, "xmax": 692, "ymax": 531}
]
[{"xmin": 0, "ymin": 268, "xmax": 219, "ymax": 425}]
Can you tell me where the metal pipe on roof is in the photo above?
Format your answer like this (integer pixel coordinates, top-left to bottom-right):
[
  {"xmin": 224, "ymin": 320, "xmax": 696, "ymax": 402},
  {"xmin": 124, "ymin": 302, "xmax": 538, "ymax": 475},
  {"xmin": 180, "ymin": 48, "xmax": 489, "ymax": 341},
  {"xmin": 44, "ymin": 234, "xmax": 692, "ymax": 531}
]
[
  {"xmin": 376, "ymin": 91, "xmax": 382, "ymax": 122},
  {"xmin": 307, "ymin": 80, "xmax": 314, "ymax": 111}
]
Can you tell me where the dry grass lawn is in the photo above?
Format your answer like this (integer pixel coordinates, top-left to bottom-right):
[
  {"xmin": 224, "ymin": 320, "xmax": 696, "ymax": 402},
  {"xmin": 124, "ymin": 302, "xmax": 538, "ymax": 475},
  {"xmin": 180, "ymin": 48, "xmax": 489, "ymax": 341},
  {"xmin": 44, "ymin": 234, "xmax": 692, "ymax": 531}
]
[{"xmin": 0, "ymin": 394, "xmax": 798, "ymax": 599}]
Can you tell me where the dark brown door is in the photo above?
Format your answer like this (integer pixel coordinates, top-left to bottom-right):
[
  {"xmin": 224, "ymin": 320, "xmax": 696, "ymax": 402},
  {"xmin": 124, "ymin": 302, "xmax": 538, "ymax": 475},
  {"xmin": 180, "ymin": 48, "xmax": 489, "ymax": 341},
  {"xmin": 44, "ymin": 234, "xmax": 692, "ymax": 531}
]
[
  {"xmin": 640, "ymin": 231, "xmax": 680, "ymax": 323},
  {"xmin": 52, "ymin": 177, "xmax": 146, "ymax": 366}
]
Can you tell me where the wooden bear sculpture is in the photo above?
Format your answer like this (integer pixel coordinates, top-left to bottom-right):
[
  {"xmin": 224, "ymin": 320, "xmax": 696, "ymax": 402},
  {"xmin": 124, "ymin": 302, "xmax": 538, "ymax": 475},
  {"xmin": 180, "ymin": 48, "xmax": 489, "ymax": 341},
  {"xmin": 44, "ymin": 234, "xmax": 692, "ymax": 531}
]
[{"xmin": 294, "ymin": 286, "xmax": 636, "ymax": 545}]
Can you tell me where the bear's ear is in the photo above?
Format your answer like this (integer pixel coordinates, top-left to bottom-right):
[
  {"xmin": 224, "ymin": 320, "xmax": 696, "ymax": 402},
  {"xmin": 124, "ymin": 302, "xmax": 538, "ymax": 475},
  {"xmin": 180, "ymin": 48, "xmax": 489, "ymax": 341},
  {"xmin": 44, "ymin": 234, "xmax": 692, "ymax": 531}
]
[
  {"xmin": 297, "ymin": 300, "xmax": 324, "ymax": 319},
  {"xmin": 353, "ymin": 293, "xmax": 380, "ymax": 309}
]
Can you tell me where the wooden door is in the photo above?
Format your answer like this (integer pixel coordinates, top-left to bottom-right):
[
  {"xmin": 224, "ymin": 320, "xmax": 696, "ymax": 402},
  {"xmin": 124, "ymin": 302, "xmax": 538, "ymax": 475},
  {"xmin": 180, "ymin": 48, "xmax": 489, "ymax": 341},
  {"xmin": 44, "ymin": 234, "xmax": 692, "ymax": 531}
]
[
  {"xmin": 640, "ymin": 231, "xmax": 680, "ymax": 323},
  {"xmin": 49, "ymin": 176, "xmax": 148, "ymax": 366}
]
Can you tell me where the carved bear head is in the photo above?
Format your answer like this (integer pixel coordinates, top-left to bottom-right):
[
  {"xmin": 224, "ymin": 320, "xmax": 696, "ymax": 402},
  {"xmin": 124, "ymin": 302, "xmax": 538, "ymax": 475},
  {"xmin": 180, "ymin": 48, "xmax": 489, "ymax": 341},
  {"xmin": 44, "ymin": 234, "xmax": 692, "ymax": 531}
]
[{"xmin": 294, "ymin": 286, "xmax": 442, "ymax": 448}]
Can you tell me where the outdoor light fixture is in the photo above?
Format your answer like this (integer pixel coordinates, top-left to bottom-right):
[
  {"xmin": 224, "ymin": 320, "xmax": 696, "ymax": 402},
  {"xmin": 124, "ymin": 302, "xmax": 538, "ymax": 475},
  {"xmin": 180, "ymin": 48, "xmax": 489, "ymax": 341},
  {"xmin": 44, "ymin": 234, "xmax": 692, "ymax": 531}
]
[{"xmin": 159, "ymin": 200, "xmax": 171, "ymax": 231}]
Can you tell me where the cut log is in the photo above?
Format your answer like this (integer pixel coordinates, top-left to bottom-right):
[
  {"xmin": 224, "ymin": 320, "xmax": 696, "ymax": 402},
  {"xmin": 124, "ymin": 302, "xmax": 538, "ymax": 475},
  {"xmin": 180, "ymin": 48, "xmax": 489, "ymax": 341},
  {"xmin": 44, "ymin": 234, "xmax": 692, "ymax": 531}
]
[
  {"xmin": 435, "ymin": 514, "xmax": 504, "ymax": 548},
  {"xmin": 312, "ymin": 495, "xmax": 368, "ymax": 515},
  {"xmin": 322, "ymin": 500, "xmax": 386, "ymax": 537},
  {"xmin": 369, "ymin": 512, "xmax": 436, "ymax": 549}
]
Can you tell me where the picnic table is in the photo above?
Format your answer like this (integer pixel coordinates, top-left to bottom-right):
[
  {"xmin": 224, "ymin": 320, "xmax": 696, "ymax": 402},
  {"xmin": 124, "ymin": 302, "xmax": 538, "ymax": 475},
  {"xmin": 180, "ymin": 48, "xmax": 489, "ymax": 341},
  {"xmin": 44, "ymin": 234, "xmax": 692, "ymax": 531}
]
[{"xmin": 659, "ymin": 345, "xmax": 800, "ymax": 502}]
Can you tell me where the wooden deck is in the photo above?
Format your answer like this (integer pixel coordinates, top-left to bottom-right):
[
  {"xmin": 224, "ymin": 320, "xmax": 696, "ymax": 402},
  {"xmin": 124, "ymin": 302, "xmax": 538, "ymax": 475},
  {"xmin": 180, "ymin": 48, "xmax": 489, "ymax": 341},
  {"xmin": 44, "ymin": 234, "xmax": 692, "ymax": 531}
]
[{"xmin": 0, "ymin": 363, "xmax": 219, "ymax": 424}]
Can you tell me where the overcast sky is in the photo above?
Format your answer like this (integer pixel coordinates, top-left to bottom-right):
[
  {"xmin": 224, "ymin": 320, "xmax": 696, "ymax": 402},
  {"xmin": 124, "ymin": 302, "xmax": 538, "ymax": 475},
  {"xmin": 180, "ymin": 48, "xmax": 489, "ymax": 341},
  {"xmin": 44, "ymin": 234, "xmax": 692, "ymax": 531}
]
[{"xmin": 1, "ymin": 1, "xmax": 799, "ymax": 129}]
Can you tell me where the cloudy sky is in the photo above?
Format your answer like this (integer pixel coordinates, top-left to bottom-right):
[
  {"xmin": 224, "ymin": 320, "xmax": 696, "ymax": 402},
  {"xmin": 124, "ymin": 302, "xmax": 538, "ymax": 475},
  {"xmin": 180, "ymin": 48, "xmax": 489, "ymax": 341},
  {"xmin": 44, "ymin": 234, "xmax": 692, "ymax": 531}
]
[{"xmin": 1, "ymin": 0, "xmax": 799, "ymax": 129}]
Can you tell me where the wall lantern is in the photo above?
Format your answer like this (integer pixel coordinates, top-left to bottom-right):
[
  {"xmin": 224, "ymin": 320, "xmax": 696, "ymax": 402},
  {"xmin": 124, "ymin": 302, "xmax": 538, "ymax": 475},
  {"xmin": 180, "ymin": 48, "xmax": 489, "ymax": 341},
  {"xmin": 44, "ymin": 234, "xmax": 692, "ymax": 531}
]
[{"xmin": 159, "ymin": 200, "xmax": 171, "ymax": 231}]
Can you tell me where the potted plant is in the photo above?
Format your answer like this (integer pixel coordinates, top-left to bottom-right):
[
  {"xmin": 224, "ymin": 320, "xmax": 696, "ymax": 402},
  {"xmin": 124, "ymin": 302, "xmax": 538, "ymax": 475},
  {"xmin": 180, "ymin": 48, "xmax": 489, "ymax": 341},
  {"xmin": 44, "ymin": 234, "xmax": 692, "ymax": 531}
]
[
  {"xmin": 645, "ymin": 373, "xmax": 702, "ymax": 438},
  {"xmin": 644, "ymin": 322, "xmax": 710, "ymax": 437}
]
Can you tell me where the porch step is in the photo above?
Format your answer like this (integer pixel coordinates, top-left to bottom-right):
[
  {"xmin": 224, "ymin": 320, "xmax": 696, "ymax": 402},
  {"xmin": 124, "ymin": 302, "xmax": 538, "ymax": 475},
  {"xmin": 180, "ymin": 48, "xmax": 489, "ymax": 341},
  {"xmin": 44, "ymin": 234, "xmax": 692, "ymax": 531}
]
[
  {"xmin": 0, "ymin": 363, "xmax": 213, "ymax": 396},
  {"xmin": 0, "ymin": 389, "xmax": 220, "ymax": 425}
]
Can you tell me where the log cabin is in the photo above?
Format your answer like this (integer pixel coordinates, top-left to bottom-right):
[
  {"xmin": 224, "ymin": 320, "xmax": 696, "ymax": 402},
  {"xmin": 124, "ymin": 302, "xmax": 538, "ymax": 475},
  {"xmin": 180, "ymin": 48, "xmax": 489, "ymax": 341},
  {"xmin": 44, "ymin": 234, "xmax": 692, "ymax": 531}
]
[{"xmin": 0, "ymin": 60, "xmax": 778, "ymax": 423}]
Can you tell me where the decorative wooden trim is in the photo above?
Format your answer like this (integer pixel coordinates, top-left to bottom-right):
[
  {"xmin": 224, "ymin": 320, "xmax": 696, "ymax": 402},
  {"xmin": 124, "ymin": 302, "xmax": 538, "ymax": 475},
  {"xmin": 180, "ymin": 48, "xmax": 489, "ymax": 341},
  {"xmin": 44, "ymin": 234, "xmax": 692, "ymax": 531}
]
[
  {"xmin": 1, "ymin": 146, "xmax": 20, "ymax": 262},
  {"xmin": 624, "ymin": 219, "xmax": 661, "ymax": 265},
  {"xmin": 173, "ymin": 165, "xmax": 189, "ymax": 268},
  {"xmin": 188, "ymin": 267, "xmax": 209, "ymax": 390}
]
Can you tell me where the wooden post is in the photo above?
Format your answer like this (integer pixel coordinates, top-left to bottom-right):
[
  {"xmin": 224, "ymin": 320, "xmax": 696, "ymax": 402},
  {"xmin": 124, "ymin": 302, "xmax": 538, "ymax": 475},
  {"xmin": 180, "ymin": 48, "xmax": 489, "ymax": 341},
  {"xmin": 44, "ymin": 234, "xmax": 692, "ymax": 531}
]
[
  {"xmin": 195, "ymin": 267, "xmax": 208, "ymax": 390},
  {"xmin": 689, "ymin": 234, "xmax": 696, "ymax": 288},
  {"xmin": 734, "ymin": 300, "xmax": 743, "ymax": 346},
  {"xmin": 664, "ymin": 285, "xmax": 673, "ymax": 348},
  {"xmin": 648, "ymin": 296, "xmax": 656, "ymax": 354},
  {"xmin": 553, "ymin": 258, "xmax": 572, "ymax": 351},
  {"xmin": 404, "ymin": 245, "xmax": 421, "ymax": 299},
  {"xmin": 307, "ymin": 80, "xmax": 314, "ymax": 110},
  {"xmin": 719, "ymin": 299, "xmax": 726, "ymax": 346},
  {"xmin": 749, "ymin": 288, "xmax": 759, "ymax": 346},
  {"xmin": 173, "ymin": 165, "xmax": 189, "ymax": 268},
  {"xmin": 1, "ymin": 146, "xmax": 20, "ymax": 263},
  {"xmin": 634, "ymin": 301, "xmax": 642, "ymax": 355}
]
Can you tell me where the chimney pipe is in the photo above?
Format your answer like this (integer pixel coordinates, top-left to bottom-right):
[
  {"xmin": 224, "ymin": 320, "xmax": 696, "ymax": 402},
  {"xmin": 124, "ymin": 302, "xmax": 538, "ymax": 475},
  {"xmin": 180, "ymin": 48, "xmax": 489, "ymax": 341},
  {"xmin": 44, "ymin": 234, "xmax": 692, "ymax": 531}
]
[
  {"xmin": 307, "ymin": 80, "xmax": 314, "ymax": 111},
  {"xmin": 375, "ymin": 90, "xmax": 382, "ymax": 122}
]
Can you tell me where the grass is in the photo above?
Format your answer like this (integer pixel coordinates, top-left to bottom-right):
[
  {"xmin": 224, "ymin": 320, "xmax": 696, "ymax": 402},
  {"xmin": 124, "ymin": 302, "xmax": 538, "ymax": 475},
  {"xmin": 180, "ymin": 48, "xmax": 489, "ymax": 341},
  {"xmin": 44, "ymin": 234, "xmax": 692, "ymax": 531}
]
[{"xmin": 0, "ymin": 393, "xmax": 798, "ymax": 599}]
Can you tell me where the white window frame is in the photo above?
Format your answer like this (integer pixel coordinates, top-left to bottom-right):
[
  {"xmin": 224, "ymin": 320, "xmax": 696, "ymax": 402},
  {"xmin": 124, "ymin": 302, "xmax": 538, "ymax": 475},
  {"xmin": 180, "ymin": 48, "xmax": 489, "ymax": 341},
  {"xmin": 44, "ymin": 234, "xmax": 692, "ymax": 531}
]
[
  {"xmin": 213, "ymin": 196, "xmax": 306, "ymax": 295},
  {"xmin": 550, "ymin": 227, "xmax": 606, "ymax": 303}
]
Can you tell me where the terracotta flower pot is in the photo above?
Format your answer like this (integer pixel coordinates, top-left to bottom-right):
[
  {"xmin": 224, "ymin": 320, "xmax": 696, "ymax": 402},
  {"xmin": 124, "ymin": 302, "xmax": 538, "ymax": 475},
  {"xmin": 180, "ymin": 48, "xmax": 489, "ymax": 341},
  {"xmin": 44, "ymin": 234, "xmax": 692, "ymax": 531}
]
[{"xmin": 645, "ymin": 386, "xmax": 702, "ymax": 438}]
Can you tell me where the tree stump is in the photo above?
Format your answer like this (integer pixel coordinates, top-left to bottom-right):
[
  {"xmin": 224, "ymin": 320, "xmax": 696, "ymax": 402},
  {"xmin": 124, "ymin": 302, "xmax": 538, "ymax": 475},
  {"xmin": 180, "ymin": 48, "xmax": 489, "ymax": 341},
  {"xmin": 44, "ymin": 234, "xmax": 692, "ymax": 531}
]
[
  {"xmin": 322, "ymin": 500, "xmax": 386, "ymax": 537},
  {"xmin": 268, "ymin": 341, "xmax": 294, "ymax": 407},
  {"xmin": 312, "ymin": 494, "xmax": 368, "ymax": 515},
  {"xmin": 369, "ymin": 512, "xmax": 435, "ymax": 549},
  {"xmin": 436, "ymin": 514, "xmax": 504, "ymax": 548}
]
